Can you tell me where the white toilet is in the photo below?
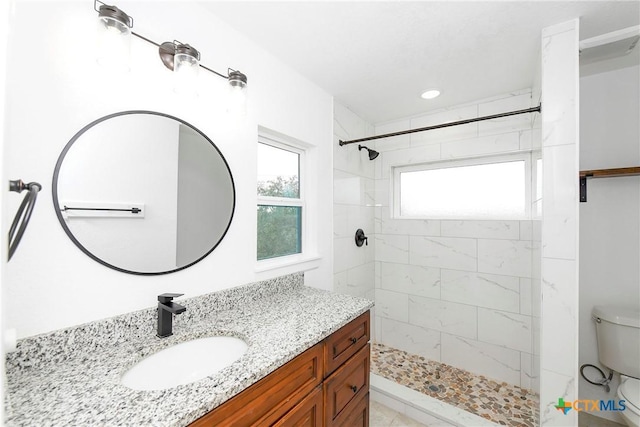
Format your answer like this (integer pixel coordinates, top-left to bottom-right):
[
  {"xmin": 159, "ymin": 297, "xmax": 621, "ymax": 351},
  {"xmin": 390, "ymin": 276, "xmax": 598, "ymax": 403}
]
[{"xmin": 593, "ymin": 306, "xmax": 640, "ymax": 427}]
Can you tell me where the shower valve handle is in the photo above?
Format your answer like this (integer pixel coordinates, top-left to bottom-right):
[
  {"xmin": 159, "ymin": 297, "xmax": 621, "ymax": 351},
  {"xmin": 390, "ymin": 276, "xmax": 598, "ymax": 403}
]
[{"xmin": 355, "ymin": 229, "xmax": 368, "ymax": 247}]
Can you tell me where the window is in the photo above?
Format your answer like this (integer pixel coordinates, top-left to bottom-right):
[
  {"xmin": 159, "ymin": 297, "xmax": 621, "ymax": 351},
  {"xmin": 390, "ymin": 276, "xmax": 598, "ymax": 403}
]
[
  {"xmin": 257, "ymin": 138, "xmax": 304, "ymax": 261},
  {"xmin": 393, "ymin": 153, "xmax": 532, "ymax": 219}
]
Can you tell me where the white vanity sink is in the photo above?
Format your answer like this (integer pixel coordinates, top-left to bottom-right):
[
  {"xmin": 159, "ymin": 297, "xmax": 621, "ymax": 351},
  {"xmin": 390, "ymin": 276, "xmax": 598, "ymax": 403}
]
[{"xmin": 121, "ymin": 336, "xmax": 248, "ymax": 391}]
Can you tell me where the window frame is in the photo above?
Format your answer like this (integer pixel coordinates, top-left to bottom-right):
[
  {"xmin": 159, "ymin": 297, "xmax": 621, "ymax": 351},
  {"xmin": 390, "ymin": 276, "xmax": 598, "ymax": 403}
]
[
  {"xmin": 392, "ymin": 152, "xmax": 533, "ymax": 220},
  {"xmin": 256, "ymin": 134, "xmax": 307, "ymax": 263},
  {"xmin": 532, "ymin": 151, "xmax": 542, "ymax": 219}
]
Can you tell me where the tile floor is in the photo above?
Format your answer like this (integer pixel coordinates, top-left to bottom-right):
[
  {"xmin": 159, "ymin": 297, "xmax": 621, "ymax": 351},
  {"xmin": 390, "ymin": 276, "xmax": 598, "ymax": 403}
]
[
  {"xmin": 370, "ymin": 400, "xmax": 428, "ymax": 427},
  {"xmin": 578, "ymin": 412, "xmax": 626, "ymax": 427},
  {"xmin": 371, "ymin": 342, "xmax": 539, "ymax": 427}
]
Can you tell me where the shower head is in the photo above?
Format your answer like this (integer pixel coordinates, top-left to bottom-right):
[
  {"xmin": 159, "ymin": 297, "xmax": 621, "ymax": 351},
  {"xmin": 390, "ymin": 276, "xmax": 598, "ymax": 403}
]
[{"xmin": 358, "ymin": 145, "xmax": 379, "ymax": 161}]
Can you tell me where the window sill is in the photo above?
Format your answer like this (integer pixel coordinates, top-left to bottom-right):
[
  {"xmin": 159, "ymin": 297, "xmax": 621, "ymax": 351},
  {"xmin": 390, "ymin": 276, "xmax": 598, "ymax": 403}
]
[{"xmin": 255, "ymin": 254, "xmax": 321, "ymax": 274}]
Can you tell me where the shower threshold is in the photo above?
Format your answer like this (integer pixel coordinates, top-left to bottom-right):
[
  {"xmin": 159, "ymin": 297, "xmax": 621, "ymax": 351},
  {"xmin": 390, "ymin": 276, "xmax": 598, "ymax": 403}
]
[{"xmin": 371, "ymin": 342, "xmax": 539, "ymax": 427}]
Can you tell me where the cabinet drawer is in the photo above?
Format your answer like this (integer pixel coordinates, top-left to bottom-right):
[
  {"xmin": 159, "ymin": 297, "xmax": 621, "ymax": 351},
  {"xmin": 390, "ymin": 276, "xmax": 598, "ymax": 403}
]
[
  {"xmin": 324, "ymin": 311, "xmax": 370, "ymax": 376},
  {"xmin": 323, "ymin": 343, "xmax": 370, "ymax": 424},
  {"xmin": 272, "ymin": 386, "xmax": 323, "ymax": 427},
  {"xmin": 333, "ymin": 392, "xmax": 369, "ymax": 427},
  {"xmin": 189, "ymin": 342, "xmax": 323, "ymax": 427}
]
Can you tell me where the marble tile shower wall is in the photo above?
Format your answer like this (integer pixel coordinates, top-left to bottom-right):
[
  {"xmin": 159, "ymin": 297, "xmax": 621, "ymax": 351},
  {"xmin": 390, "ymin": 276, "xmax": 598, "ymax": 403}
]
[
  {"xmin": 539, "ymin": 20, "xmax": 580, "ymax": 427},
  {"xmin": 333, "ymin": 102, "xmax": 376, "ymax": 306},
  {"xmin": 371, "ymin": 90, "xmax": 541, "ymax": 390}
]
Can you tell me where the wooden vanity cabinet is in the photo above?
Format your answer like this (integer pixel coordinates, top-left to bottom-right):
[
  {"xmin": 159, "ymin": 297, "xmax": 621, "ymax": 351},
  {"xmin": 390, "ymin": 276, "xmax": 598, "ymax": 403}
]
[
  {"xmin": 189, "ymin": 311, "xmax": 370, "ymax": 427},
  {"xmin": 189, "ymin": 342, "xmax": 324, "ymax": 427},
  {"xmin": 323, "ymin": 344, "xmax": 370, "ymax": 426},
  {"xmin": 272, "ymin": 386, "xmax": 324, "ymax": 427},
  {"xmin": 324, "ymin": 311, "xmax": 370, "ymax": 376}
]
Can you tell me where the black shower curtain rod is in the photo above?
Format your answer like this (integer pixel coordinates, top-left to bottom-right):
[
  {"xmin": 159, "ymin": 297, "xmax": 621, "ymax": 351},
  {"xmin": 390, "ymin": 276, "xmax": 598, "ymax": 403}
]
[{"xmin": 338, "ymin": 104, "xmax": 542, "ymax": 146}]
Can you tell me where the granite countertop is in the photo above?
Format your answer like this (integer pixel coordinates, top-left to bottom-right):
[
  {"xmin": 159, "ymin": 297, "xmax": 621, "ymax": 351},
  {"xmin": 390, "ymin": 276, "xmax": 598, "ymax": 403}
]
[{"xmin": 5, "ymin": 273, "xmax": 373, "ymax": 426}]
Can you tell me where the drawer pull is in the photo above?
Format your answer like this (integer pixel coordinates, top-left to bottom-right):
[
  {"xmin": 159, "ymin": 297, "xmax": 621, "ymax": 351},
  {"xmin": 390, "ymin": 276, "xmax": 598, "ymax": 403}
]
[
  {"xmin": 350, "ymin": 337, "xmax": 357, "ymax": 344},
  {"xmin": 350, "ymin": 385, "xmax": 358, "ymax": 393}
]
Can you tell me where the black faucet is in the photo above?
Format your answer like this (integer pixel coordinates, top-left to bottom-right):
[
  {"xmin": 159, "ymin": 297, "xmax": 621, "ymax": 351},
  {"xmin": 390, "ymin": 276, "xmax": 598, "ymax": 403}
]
[{"xmin": 157, "ymin": 293, "xmax": 186, "ymax": 338}]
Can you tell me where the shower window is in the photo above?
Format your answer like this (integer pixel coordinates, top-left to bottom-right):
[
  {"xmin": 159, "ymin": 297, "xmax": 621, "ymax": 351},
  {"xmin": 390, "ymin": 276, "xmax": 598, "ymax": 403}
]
[
  {"xmin": 393, "ymin": 152, "xmax": 532, "ymax": 219},
  {"xmin": 257, "ymin": 138, "xmax": 304, "ymax": 261}
]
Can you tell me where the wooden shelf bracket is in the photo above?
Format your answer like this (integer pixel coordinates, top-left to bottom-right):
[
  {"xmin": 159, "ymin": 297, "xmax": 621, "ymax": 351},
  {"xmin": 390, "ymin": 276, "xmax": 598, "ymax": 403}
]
[{"xmin": 579, "ymin": 167, "xmax": 640, "ymax": 202}]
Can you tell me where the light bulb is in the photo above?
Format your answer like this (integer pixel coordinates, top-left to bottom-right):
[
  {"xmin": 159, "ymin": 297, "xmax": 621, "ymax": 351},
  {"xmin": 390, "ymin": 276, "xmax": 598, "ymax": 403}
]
[
  {"xmin": 227, "ymin": 70, "xmax": 247, "ymax": 117},
  {"xmin": 173, "ymin": 45, "xmax": 200, "ymax": 96},
  {"xmin": 96, "ymin": 5, "xmax": 131, "ymax": 72}
]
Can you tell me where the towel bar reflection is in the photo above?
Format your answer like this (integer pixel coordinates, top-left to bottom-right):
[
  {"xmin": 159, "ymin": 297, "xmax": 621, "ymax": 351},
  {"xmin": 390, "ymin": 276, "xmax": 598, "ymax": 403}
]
[{"xmin": 61, "ymin": 206, "xmax": 142, "ymax": 214}]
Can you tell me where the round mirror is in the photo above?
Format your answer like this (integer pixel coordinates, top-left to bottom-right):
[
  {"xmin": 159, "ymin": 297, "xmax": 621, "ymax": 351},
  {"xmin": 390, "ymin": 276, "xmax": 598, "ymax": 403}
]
[{"xmin": 53, "ymin": 111, "xmax": 235, "ymax": 275}]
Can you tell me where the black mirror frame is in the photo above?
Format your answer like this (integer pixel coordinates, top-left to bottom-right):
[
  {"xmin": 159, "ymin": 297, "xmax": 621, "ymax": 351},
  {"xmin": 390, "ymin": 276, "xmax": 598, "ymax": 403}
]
[{"xmin": 52, "ymin": 110, "xmax": 236, "ymax": 276}]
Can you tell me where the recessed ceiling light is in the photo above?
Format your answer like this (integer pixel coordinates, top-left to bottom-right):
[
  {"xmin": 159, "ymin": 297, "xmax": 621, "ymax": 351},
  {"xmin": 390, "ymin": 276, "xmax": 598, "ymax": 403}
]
[{"xmin": 421, "ymin": 89, "xmax": 441, "ymax": 99}]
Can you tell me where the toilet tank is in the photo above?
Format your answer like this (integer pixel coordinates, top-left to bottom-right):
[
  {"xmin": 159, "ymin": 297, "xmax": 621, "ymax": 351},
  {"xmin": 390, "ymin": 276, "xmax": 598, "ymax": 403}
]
[{"xmin": 593, "ymin": 306, "xmax": 640, "ymax": 378}]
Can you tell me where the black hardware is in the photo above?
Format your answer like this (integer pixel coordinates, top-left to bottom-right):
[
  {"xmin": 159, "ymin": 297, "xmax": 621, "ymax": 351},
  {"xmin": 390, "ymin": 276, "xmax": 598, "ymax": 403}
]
[
  {"xmin": 61, "ymin": 206, "xmax": 142, "ymax": 214},
  {"xmin": 355, "ymin": 229, "xmax": 368, "ymax": 247},
  {"xmin": 350, "ymin": 337, "xmax": 357, "ymax": 344},
  {"xmin": 350, "ymin": 385, "xmax": 358, "ymax": 393},
  {"xmin": 339, "ymin": 105, "xmax": 542, "ymax": 146},
  {"xmin": 358, "ymin": 145, "xmax": 379, "ymax": 161},
  {"xmin": 580, "ymin": 363, "xmax": 613, "ymax": 393},
  {"xmin": 8, "ymin": 180, "xmax": 42, "ymax": 261},
  {"xmin": 580, "ymin": 176, "xmax": 588, "ymax": 202},
  {"xmin": 10, "ymin": 179, "xmax": 27, "ymax": 193},
  {"xmin": 157, "ymin": 293, "xmax": 186, "ymax": 338}
]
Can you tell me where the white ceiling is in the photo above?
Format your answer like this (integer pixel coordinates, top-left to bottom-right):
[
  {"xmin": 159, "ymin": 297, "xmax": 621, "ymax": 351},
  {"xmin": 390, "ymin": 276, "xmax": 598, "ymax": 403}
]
[{"xmin": 201, "ymin": 1, "xmax": 640, "ymax": 124}]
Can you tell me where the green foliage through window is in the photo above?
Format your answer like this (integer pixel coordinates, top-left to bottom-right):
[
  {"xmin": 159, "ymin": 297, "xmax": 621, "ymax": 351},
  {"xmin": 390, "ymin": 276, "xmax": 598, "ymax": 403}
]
[
  {"xmin": 257, "ymin": 205, "xmax": 302, "ymax": 260},
  {"xmin": 257, "ymin": 176, "xmax": 299, "ymax": 198},
  {"xmin": 257, "ymin": 143, "xmax": 302, "ymax": 261}
]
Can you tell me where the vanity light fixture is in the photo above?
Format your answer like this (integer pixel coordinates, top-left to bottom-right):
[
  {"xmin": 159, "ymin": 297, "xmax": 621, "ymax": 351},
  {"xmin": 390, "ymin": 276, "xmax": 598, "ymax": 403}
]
[
  {"xmin": 228, "ymin": 70, "xmax": 247, "ymax": 90},
  {"xmin": 159, "ymin": 41, "xmax": 201, "ymax": 95},
  {"xmin": 95, "ymin": 2, "xmax": 133, "ymax": 70},
  {"xmin": 227, "ymin": 69, "xmax": 248, "ymax": 116},
  {"xmin": 93, "ymin": 1, "xmax": 248, "ymax": 95}
]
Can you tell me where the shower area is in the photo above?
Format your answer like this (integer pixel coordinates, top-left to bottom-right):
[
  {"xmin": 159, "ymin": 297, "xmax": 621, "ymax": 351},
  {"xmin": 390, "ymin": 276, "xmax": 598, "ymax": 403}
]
[
  {"xmin": 332, "ymin": 20, "xmax": 586, "ymax": 427},
  {"xmin": 334, "ymin": 89, "xmax": 542, "ymax": 426}
]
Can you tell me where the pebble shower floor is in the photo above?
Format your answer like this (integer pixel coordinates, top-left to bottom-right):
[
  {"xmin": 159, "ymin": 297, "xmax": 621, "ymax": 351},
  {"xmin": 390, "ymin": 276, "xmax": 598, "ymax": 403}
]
[{"xmin": 371, "ymin": 342, "xmax": 539, "ymax": 427}]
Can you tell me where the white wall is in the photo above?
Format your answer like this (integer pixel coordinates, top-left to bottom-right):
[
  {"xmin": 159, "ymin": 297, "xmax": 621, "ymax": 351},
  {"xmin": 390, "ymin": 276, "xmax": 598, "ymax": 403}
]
[
  {"xmin": 369, "ymin": 90, "xmax": 540, "ymax": 391},
  {"xmin": 1, "ymin": 0, "xmax": 14, "ymax": 422},
  {"xmin": 578, "ymin": 63, "xmax": 640, "ymax": 423},
  {"xmin": 2, "ymin": 1, "xmax": 333, "ymax": 339}
]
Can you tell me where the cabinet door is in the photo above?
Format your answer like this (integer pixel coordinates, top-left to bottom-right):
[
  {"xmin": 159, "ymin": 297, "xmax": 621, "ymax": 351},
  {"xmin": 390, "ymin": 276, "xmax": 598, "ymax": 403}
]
[
  {"xmin": 334, "ymin": 393, "xmax": 369, "ymax": 427},
  {"xmin": 323, "ymin": 343, "xmax": 370, "ymax": 425},
  {"xmin": 189, "ymin": 342, "xmax": 323, "ymax": 427},
  {"xmin": 324, "ymin": 311, "xmax": 370, "ymax": 377},
  {"xmin": 272, "ymin": 386, "xmax": 323, "ymax": 427}
]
